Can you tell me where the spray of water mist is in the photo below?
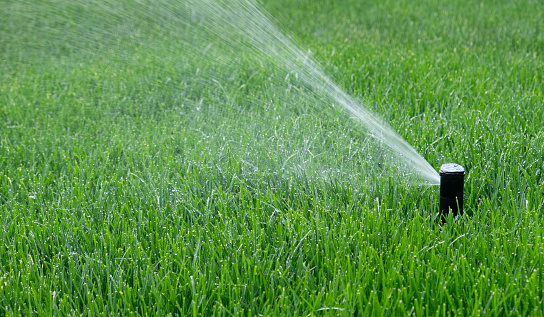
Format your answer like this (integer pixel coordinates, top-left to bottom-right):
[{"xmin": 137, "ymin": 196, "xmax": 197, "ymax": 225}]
[
  {"xmin": 188, "ymin": 0, "xmax": 439, "ymax": 185},
  {"xmin": 7, "ymin": 0, "xmax": 440, "ymax": 186}
]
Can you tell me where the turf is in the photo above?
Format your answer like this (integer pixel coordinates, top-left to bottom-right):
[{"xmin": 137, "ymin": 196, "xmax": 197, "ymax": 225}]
[{"xmin": 1, "ymin": 0, "xmax": 543, "ymax": 315}]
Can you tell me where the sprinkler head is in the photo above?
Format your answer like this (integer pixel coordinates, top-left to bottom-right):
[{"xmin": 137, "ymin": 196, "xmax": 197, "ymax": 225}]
[{"xmin": 439, "ymin": 163, "xmax": 464, "ymax": 218}]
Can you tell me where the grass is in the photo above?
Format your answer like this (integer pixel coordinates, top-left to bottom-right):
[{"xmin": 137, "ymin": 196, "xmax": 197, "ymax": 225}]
[{"xmin": 1, "ymin": 0, "xmax": 544, "ymax": 315}]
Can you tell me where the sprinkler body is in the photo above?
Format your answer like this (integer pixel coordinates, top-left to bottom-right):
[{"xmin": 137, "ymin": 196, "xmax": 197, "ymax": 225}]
[{"xmin": 439, "ymin": 163, "xmax": 464, "ymax": 217}]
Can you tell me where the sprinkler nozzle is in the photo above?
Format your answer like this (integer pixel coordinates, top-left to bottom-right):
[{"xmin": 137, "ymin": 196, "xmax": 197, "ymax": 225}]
[{"xmin": 439, "ymin": 163, "xmax": 464, "ymax": 218}]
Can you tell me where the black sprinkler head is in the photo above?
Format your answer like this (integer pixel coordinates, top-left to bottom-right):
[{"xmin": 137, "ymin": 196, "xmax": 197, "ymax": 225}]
[{"xmin": 439, "ymin": 163, "xmax": 465, "ymax": 218}]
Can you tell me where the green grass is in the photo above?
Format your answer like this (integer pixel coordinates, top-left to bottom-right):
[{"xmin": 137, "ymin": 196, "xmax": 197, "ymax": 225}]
[{"xmin": 1, "ymin": 0, "xmax": 544, "ymax": 315}]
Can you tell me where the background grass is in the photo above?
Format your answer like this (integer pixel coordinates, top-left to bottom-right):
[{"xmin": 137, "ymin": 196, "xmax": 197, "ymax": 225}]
[{"xmin": 1, "ymin": 0, "xmax": 544, "ymax": 315}]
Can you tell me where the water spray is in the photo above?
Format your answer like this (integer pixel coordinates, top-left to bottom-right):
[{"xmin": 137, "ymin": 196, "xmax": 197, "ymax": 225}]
[{"xmin": 439, "ymin": 163, "xmax": 465, "ymax": 217}]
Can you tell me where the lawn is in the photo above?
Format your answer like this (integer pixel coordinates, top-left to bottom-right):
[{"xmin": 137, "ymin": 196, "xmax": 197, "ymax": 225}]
[{"xmin": 1, "ymin": 0, "xmax": 543, "ymax": 315}]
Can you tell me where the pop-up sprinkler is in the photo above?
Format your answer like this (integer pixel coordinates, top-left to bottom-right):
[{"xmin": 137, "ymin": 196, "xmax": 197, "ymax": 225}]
[{"xmin": 439, "ymin": 163, "xmax": 464, "ymax": 217}]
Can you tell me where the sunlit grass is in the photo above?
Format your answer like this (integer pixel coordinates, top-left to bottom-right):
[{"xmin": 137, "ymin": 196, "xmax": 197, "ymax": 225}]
[{"xmin": 1, "ymin": 0, "xmax": 543, "ymax": 315}]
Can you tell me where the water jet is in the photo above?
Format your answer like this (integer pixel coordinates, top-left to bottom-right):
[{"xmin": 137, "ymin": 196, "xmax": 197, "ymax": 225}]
[
  {"xmin": 10, "ymin": 0, "xmax": 442, "ymax": 186},
  {"xmin": 439, "ymin": 163, "xmax": 464, "ymax": 217}
]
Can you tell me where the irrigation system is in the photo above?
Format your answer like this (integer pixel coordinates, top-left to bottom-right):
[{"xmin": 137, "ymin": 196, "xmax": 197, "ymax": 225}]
[{"xmin": 439, "ymin": 163, "xmax": 465, "ymax": 218}]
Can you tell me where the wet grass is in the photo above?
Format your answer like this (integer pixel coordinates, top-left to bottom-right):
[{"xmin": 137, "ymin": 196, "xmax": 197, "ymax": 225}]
[{"xmin": 1, "ymin": 0, "xmax": 544, "ymax": 315}]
